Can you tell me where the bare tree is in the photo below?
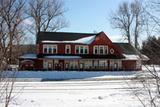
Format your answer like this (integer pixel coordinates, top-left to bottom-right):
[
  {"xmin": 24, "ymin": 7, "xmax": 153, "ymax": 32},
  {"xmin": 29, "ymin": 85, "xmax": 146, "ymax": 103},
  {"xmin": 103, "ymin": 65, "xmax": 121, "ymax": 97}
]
[
  {"xmin": 27, "ymin": 0, "xmax": 67, "ymax": 36},
  {"xmin": 131, "ymin": 0, "xmax": 145, "ymax": 49},
  {"xmin": 0, "ymin": 0, "xmax": 25, "ymax": 107},
  {"xmin": 130, "ymin": 1, "xmax": 160, "ymax": 106},
  {"xmin": 110, "ymin": 0, "xmax": 145, "ymax": 49},
  {"xmin": 110, "ymin": 1, "xmax": 134, "ymax": 44},
  {"xmin": 111, "ymin": 0, "xmax": 160, "ymax": 106}
]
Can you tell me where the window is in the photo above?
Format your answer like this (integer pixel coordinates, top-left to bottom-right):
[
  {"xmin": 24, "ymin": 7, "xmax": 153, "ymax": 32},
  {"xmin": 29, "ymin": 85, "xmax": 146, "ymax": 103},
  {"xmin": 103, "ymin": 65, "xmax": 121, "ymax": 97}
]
[
  {"xmin": 93, "ymin": 45, "xmax": 108, "ymax": 55},
  {"xmin": 75, "ymin": 45, "xmax": 88, "ymax": 54},
  {"xmin": 105, "ymin": 46, "xmax": 108, "ymax": 54},
  {"xmin": 44, "ymin": 47, "xmax": 47, "ymax": 54},
  {"xmin": 69, "ymin": 60, "xmax": 78, "ymax": 69},
  {"xmin": 80, "ymin": 46, "xmax": 83, "ymax": 54},
  {"xmin": 76, "ymin": 46, "xmax": 79, "ymax": 54},
  {"xmin": 99, "ymin": 46, "xmax": 104, "ymax": 54},
  {"xmin": 110, "ymin": 48, "xmax": 114, "ymax": 54},
  {"xmin": 48, "ymin": 46, "xmax": 52, "ymax": 54},
  {"xmin": 65, "ymin": 45, "xmax": 71, "ymax": 54},
  {"xmin": 84, "ymin": 60, "xmax": 92, "ymax": 69},
  {"xmin": 43, "ymin": 44, "xmax": 57, "ymax": 54},
  {"xmin": 52, "ymin": 45, "xmax": 57, "ymax": 54},
  {"xmin": 94, "ymin": 46, "xmax": 98, "ymax": 54},
  {"xmin": 84, "ymin": 46, "xmax": 88, "ymax": 54}
]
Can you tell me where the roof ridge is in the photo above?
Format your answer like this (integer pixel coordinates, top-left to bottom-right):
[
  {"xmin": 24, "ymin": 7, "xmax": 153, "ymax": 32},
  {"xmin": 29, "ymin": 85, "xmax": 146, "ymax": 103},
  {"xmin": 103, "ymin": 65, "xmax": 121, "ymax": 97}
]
[{"xmin": 38, "ymin": 31, "xmax": 98, "ymax": 35}]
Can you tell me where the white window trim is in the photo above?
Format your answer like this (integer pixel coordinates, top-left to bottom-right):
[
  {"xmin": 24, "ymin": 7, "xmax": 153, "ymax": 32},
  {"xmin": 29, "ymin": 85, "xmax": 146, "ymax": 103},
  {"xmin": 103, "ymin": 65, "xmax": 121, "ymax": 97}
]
[
  {"xmin": 99, "ymin": 45, "xmax": 105, "ymax": 54},
  {"xmin": 65, "ymin": 45, "xmax": 71, "ymax": 54},
  {"xmin": 84, "ymin": 46, "xmax": 89, "ymax": 54},
  {"xmin": 75, "ymin": 45, "xmax": 89, "ymax": 54},
  {"xmin": 93, "ymin": 45, "xmax": 108, "ymax": 55},
  {"xmin": 93, "ymin": 46, "xmax": 98, "ymax": 54},
  {"xmin": 43, "ymin": 44, "xmax": 57, "ymax": 54},
  {"xmin": 110, "ymin": 48, "xmax": 114, "ymax": 54},
  {"xmin": 43, "ymin": 45, "xmax": 48, "ymax": 53}
]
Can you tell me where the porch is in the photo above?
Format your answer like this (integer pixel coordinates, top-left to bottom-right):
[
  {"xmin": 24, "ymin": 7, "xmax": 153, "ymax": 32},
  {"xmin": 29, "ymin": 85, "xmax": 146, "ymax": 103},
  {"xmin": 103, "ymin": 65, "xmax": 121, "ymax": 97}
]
[{"xmin": 43, "ymin": 59, "xmax": 122, "ymax": 71}]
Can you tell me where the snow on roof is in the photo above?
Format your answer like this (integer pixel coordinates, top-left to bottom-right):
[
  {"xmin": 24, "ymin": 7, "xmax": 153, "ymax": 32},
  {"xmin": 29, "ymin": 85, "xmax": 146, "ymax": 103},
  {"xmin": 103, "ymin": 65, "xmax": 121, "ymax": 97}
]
[
  {"xmin": 140, "ymin": 54, "xmax": 149, "ymax": 61},
  {"xmin": 20, "ymin": 54, "xmax": 37, "ymax": 59},
  {"xmin": 41, "ymin": 35, "xmax": 96, "ymax": 44},
  {"xmin": 123, "ymin": 54, "xmax": 140, "ymax": 60},
  {"xmin": 123, "ymin": 54, "xmax": 149, "ymax": 60},
  {"xmin": 44, "ymin": 55, "xmax": 81, "ymax": 59}
]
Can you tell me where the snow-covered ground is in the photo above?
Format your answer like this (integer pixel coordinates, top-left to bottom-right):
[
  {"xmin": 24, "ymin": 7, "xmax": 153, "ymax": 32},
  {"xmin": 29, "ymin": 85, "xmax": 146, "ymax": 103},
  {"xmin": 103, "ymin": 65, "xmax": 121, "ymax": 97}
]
[
  {"xmin": 9, "ymin": 71, "xmax": 137, "ymax": 81},
  {"xmin": 1, "ymin": 65, "xmax": 159, "ymax": 107},
  {"xmin": 0, "ymin": 80, "xmax": 144, "ymax": 107}
]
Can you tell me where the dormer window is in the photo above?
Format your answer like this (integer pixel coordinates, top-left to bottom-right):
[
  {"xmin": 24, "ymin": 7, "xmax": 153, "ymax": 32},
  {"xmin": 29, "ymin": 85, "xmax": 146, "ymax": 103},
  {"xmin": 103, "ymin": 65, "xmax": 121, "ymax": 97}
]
[{"xmin": 65, "ymin": 45, "xmax": 71, "ymax": 54}]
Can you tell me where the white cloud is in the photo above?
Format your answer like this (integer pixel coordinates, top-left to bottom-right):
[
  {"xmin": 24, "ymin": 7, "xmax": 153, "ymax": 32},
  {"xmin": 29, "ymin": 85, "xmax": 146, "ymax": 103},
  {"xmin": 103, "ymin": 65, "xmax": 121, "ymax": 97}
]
[{"xmin": 23, "ymin": 19, "xmax": 33, "ymax": 25}]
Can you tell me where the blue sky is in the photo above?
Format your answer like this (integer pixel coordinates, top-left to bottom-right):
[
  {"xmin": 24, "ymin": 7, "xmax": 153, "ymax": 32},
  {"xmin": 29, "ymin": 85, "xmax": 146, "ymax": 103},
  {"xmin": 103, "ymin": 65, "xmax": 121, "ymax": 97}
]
[{"xmin": 60, "ymin": 0, "xmax": 127, "ymax": 41}]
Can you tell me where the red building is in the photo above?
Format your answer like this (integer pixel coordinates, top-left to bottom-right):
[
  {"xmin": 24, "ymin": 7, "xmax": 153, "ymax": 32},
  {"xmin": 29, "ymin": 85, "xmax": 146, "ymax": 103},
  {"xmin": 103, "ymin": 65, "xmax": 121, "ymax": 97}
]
[{"xmin": 19, "ymin": 31, "xmax": 148, "ymax": 71}]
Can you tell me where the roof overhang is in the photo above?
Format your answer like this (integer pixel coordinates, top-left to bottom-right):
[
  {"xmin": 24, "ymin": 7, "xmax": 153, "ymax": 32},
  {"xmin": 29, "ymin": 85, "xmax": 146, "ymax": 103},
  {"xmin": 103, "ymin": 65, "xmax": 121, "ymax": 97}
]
[
  {"xmin": 19, "ymin": 54, "xmax": 37, "ymax": 59},
  {"xmin": 122, "ymin": 54, "xmax": 149, "ymax": 61},
  {"xmin": 44, "ymin": 55, "xmax": 82, "ymax": 59}
]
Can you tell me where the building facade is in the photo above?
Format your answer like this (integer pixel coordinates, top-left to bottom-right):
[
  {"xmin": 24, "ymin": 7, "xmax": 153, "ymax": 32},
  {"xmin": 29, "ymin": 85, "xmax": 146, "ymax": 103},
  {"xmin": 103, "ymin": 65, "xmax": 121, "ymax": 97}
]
[{"xmin": 19, "ymin": 31, "xmax": 148, "ymax": 71}]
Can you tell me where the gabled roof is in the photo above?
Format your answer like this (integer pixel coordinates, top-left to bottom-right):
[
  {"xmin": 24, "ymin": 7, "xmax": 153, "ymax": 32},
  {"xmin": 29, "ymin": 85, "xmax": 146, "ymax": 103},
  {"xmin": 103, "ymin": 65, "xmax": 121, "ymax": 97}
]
[
  {"xmin": 113, "ymin": 43, "xmax": 139, "ymax": 55},
  {"xmin": 37, "ymin": 32, "xmax": 97, "ymax": 43},
  {"xmin": 41, "ymin": 35, "xmax": 96, "ymax": 45}
]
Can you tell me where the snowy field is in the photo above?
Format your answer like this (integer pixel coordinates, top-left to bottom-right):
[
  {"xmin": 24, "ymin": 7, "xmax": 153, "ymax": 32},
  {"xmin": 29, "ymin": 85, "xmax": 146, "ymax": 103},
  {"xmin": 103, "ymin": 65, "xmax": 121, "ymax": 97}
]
[
  {"xmin": 1, "ymin": 65, "xmax": 160, "ymax": 107},
  {"xmin": 1, "ymin": 80, "xmax": 144, "ymax": 107}
]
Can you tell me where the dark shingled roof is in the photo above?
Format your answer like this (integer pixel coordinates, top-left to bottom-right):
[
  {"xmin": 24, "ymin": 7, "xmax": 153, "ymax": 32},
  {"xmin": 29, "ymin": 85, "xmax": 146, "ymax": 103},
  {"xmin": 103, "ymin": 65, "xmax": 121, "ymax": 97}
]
[
  {"xmin": 36, "ymin": 32, "xmax": 140, "ymax": 55},
  {"xmin": 37, "ymin": 32, "xmax": 97, "ymax": 43},
  {"xmin": 113, "ymin": 43, "xmax": 140, "ymax": 55}
]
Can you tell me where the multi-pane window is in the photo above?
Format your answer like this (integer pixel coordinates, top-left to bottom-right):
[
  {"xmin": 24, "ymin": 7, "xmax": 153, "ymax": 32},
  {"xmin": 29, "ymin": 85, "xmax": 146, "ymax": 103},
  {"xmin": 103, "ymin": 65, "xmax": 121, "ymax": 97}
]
[
  {"xmin": 93, "ymin": 45, "xmax": 108, "ymax": 55},
  {"xmin": 65, "ymin": 45, "xmax": 71, "ymax": 54},
  {"xmin": 94, "ymin": 46, "xmax": 98, "ymax": 54},
  {"xmin": 76, "ymin": 46, "xmax": 79, "ymax": 54},
  {"xmin": 44, "ymin": 47, "xmax": 47, "ymax": 53},
  {"xmin": 52, "ymin": 46, "xmax": 57, "ymax": 54},
  {"xmin": 43, "ymin": 44, "xmax": 57, "ymax": 54},
  {"xmin": 99, "ymin": 46, "xmax": 104, "ymax": 54},
  {"xmin": 80, "ymin": 46, "xmax": 83, "ymax": 54},
  {"xmin": 48, "ymin": 46, "xmax": 52, "ymax": 54},
  {"xmin": 84, "ymin": 47, "xmax": 88, "ymax": 54},
  {"xmin": 75, "ymin": 45, "xmax": 89, "ymax": 54}
]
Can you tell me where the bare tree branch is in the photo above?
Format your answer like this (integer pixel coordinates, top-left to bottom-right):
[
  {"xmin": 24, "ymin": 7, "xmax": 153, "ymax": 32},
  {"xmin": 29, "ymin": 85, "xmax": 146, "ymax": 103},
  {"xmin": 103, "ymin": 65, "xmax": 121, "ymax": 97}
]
[{"xmin": 27, "ymin": 0, "xmax": 67, "ymax": 36}]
